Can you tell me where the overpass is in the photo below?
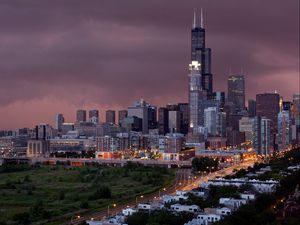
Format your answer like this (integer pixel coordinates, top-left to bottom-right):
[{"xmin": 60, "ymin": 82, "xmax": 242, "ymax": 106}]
[{"xmin": 0, "ymin": 157, "xmax": 192, "ymax": 168}]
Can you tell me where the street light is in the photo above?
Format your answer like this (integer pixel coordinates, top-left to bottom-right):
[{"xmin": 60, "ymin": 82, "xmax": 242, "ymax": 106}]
[
  {"xmin": 107, "ymin": 203, "xmax": 116, "ymax": 217},
  {"xmin": 158, "ymin": 187, "xmax": 166, "ymax": 198},
  {"xmin": 136, "ymin": 195, "xmax": 144, "ymax": 206},
  {"xmin": 70, "ymin": 215, "xmax": 80, "ymax": 224}
]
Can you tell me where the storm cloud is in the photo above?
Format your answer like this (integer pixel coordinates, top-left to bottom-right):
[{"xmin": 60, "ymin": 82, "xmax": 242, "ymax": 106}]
[{"xmin": 0, "ymin": 0, "xmax": 299, "ymax": 129}]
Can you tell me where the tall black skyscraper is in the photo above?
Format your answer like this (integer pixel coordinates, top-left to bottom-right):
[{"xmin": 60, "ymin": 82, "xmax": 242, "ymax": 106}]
[
  {"xmin": 228, "ymin": 75, "xmax": 245, "ymax": 112},
  {"xmin": 191, "ymin": 10, "xmax": 213, "ymax": 97}
]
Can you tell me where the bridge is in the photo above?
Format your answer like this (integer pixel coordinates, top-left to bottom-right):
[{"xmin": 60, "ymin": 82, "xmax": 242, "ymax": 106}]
[{"xmin": 0, "ymin": 157, "xmax": 192, "ymax": 168}]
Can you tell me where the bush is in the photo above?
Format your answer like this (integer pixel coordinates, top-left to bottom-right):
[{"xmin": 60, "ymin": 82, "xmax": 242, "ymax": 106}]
[
  {"xmin": 90, "ymin": 186, "xmax": 112, "ymax": 199},
  {"xmin": 80, "ymin": 201, "xmax": 89, "ymax": 208}
]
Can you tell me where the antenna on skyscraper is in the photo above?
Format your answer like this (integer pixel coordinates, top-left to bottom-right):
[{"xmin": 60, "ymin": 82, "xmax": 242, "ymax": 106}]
[
  {"xmin": 240, "ymin": 66, "xmax": 244, "ymax": 74},
  {"xmin": 193, "ymin": 8, "xmax": 197, "ymax": 28},
  {"xmin": 201, "ymin": 8, "xmax": 204, "ymax": 28}
]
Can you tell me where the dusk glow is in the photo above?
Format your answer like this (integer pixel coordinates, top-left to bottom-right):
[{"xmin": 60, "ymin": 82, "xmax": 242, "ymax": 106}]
[{"xmin": 0, "ymin": 0, "xmax": 299, "ymax": 129}]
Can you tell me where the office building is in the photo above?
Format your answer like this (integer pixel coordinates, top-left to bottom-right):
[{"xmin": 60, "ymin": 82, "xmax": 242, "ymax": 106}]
[
  {"xmin": 188, "ymin": 61, "xmax": 206, "ymax": 132},
  {"xmin": 292, "ymin": 94, "xmax": 300, "ymax": 127},
  {"xmin": 248, "ymin": 99, "xmax": 256, "ymax": 117},
  {"xmin": 128, "ymin": 99, "xmax": 156, "ymax": 134},
  {"xmin": 282, "ymin": 101, "xmax": 292, "ymax": 112},
  {"xmin": 217, "ymin": 112, "xmax": 227, "ymax": 137},
  {"xmin": 191, "ymin": 10, "xmax": 213, "ymax": 97},
  {"xmin": 228, "ymin": 75, "xmax": 245, "ymax": 112},
  {"xmin": 121, "ymin": 116, "xmax": 142, "ymax": 132},
  {"xmin": 89, "ymin": 109, "xmax": 99, "ymax": 124},
  {"xmin": 148, "ymin": 105, "xmax": 157, "ymax": 130},
  {"xmin": 256, "ymin": 93, "xmax": 280, "ymax": 135},
  {"xmin": 61, "ymin": 123, "xmax": 74, "ymax": 135},
  {"xmin": 212, "ymin": 92, "xmax": 225, "ymax": 109},
  {"xmin": 158, "ymin": 107, "xmax": 169, "ymax": 135},
  {"xmin": 74, "ymin": 122, "xmax": 96, "ymax": 137},
  {"xmin": 76, "ymin": 110, "xmax": 86, "ymax": 123},
  {"xmin": 165, "ymin": 133, "xmax": 184, "ymax": 154},
  {"xmin": 278, "ymin": 111, "xmax": 291, "ymax": 151},
  {"xmin": 204, "ymin": 107, "xmax": 217, "ymax": 136},
  {"xmin": 118, "ymin": 110, "xmax": 128, "ymax": 125},
  {"xmin": 106, "ymin": 110, "xmax": 116, "ymax": 124},
  {"xmin": 178, "ymin": 103, "xmax": 189, "ymax": 135},
  {"xmin": 168, "ymin": 111, "xmax": 181, "ymax": 133},
  {"xmin": 239, "ymin": 116, "xmax": 254, "ymax": 142},
  {"xmin": 55, "ymin": 113, "xmax": 65, "ymax": 131},
  {"xmin": 253, "ymin": 116, "xmax": 272, "ymax": 155}
]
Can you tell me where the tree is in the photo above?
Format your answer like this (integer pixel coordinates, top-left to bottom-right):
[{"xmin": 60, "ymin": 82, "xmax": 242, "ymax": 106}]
[
  {"xmin": 90, "ymin": 185, "xmax": 111, "ymax": 199},
  {"xmin": 192, "ymin": 157, "xmax": 219, "ymax": 172}
]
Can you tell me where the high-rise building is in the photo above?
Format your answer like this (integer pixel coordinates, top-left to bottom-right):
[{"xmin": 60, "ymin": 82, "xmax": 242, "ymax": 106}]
[
  {"xmin": 212, "ymin": 92, "xmax": 225, "ymax": 109},
  {"xmin": 148, "ymin": 105, "xmax": 157, "ymax": 130},
  {"xmin": 278, "ymin": 111, "xmax": 291, "ymax": 151},
  {"xmin": 239, "ymin": 116, "xmax": 254, "ymax": 142},
  {"xmin": 89, "ymin": 109, "xmax": 99, "ymax": 124},
  {"xmin": 158, "ymin": 107, "xmax": 169, "ymax": 135},
  {"xmin": 204, "ymin": 107, "xmax": 217, "ymax": 136},
  {"xmin": 168, "ymin": 111, "xmax": 181, "ymax": 133},
  {"xmin": 178, "ymin": 103, "xmax": 189, "ymax": 135},
  {"xmin": 118, "ymin": 110, "xmax": 128, "ymax": 125},
  {"xmin": 228, "ymin": 75, "xmax": 245, "ymax": 112},
  {"xmin": 292, "ymin": 94, "xmax": 300, "ymax": 126},
  {"xmin": 166, "ymin": 104, "xmax": 179, "ymax": 111},
  {"xmin": 188, "ymin": 61, "xmax": 206, "ymax": 132},
  {"xmin": 128, "ymin": 99, "xmax": 156, "ymax": 134},
  {"xmin": 55, "ymin": 113, "xmax": 65, "ymax": 131},
  {"xmin": 256, "ymin": 93, "xmax": 280, "ymax": 135},
  {"xmin": 261, "ymin": 118, "xmax": 272, "ymax": 155},
  {"xmin": 217, "ymin": 112, "xmax": 227, "ymax": 137},
  {"xmin": 282, "ymin": 101, "xmax": 292, "ymax": 112},
  {"xmin": 191, "ymin": 10, "xmax": 213, "ymax": 97},
  {"xmin": 248, "ymin": 99, "xmax": 256, "ymax": 117},
  {"xmin": 76, "ymin": 110, "xmax": 86, "ymax": 123},
  {"xmin": 105, "ymin": 110, "xmax": 116, "ymax": 124},
  {"xmin": 253, "ymin": 116, "xmax": 272, "ymax": 155}
]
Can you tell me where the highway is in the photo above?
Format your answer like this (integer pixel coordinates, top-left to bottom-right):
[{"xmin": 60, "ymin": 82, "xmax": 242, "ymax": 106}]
[{"xmin": 67, "ymin": 159, "xmax": 256, "ymax": 225}]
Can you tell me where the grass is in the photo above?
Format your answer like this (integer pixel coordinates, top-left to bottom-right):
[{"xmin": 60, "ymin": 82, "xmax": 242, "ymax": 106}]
[{"xmin": 0, "ymin": 163, "xmax": 175, "ymax": 225}]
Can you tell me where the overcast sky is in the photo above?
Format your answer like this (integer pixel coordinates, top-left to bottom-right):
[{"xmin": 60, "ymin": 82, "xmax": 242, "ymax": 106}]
[{"xmin": 0, "ymin": 0, "xmax": 299, "ymax": 129}]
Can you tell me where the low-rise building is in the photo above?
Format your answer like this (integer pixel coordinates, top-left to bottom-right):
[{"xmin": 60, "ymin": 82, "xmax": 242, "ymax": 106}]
[
  {"xmin": 170, "ymin": 204, "xmax": 200, "ymax": 213},
  {"xmin": 240, "ymin": 192, "xmax": 256, "ymax": 201},
  {"xmin": 219, "ymin": 198, "xmax": 247, "ymax": 210},
  {"xmin": 200, "ymin": 178, "xmax": 278, "ymax": 193},
  {"xmin": 122, "ymin": 208, "xmax": 137, "ymax": 216}
]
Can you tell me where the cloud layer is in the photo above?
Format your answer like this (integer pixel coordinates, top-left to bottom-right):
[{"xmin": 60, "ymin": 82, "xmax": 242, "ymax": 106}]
[{"xmin": 0, "ymin": 0, "xmax": 299, "ymax": 129}]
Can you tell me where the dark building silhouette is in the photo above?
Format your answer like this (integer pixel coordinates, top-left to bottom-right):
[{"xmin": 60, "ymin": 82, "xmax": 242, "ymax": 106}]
[
  {"xmin": 178, "ymin": 103, "xmax": 189, "ymax": 134},
  {"xmin": 256, "ymin": 93, "xmax": 280, "ymax": 135},
  {"xmin": 228, "ymin": 75, "xmax": 245, "ymax": 112},
  {"xmin": 76, "ymin": 110, "xmax": 86, "ymax": 123},
  {"xmin": 248, "ymin": 99, "xmax": 256, "ymax": 117},
  {"xmin": 118, "ymin": 110, "xmax": 128, "ymax": 125},
  {"xmin": 105, "ymin": 110, "xmax": 116, "ymax": 124},
  {"xmin": 191, "ymin": 10, "xmax": 213, "ymax": 98},
  {"xmin": 212, "ymin": 91, "xmax": 225, "ymax": 109},
  {"xmin": 158, "ymin": 107, "xmax": 169, "ymax": 135}
]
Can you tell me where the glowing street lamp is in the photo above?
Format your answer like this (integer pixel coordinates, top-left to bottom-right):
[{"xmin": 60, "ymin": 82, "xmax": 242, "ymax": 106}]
[{"xmin": 107, "ymin": 203, "xmax": 117, "ymax": 217}]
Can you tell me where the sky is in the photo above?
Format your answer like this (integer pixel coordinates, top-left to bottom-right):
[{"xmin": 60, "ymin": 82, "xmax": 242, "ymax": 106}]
[{"xmin": 0, "ymin": 0, "xmax": 299, "ymax": 129}]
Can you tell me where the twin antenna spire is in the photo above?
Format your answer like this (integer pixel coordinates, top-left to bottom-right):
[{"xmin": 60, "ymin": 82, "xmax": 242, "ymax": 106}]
[{"xmin": 193, "ymin": 8, "xmax": 204, "ymax": 29}]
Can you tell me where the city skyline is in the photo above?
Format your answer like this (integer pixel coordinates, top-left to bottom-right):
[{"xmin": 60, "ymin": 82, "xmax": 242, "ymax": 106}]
[{"xmin": 0, "ymin": 0, "xmax": 299, "ymax": 129}]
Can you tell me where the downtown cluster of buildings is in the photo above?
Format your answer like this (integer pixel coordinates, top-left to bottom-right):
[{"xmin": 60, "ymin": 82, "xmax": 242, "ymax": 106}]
[{"xmin": 0, "ymin": 12, "xmax": 299, "ymax": 160}]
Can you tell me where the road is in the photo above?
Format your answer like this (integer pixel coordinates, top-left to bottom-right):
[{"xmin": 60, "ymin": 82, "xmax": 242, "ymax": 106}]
[{"xmin": 66, "ymin": 160, "xmax": 256, "ymax": 225}]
